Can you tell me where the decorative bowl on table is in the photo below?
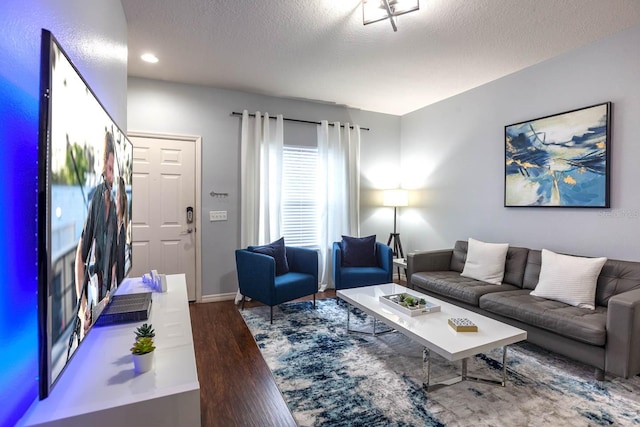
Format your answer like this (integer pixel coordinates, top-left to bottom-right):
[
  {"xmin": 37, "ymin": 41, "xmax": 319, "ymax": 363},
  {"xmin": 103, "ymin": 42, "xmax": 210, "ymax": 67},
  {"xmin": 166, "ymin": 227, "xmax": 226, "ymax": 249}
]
[{"xmin": 379, "ymin": 293, "xmax": 441, "ymax": 317}]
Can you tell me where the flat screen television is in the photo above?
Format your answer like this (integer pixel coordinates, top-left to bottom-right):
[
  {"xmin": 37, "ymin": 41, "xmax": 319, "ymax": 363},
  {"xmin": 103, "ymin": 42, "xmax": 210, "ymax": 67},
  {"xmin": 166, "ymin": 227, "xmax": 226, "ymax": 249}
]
[{"xmin": 38, "ymin": 29, "xmax": 133, "ymax": 399}]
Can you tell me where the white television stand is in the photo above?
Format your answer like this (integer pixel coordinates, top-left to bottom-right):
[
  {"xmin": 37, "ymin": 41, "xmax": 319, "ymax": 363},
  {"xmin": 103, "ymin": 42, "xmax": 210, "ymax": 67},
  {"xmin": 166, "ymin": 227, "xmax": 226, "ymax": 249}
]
[{"xmin": 20, "ymin": 274, "xmax": 200, "ymax": 426}]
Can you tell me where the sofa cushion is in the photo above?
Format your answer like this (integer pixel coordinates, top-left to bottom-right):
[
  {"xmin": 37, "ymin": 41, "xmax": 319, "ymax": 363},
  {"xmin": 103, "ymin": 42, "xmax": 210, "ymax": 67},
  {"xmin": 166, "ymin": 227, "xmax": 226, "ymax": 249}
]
[
  {"xmin": 338, "ymin": 266, "xmax": 389, "ymax": 290},
  {"xmin": 480, "ymin": 290, "xmax": 607, "ymax": 346},
  {"xmin": 461, "ymin": 238, "xmax": 509, "ymax": 285},
  {"xmin": 274, "ymin": 271, "xmax": 317, "ymax": 305},
  {"xmin": 249, "ymin": 237, "xmax": 289, "ymax": 276},
  {"xmin": 411, "ymin": 271, "xmax": 520, "ymax": 306},
  {"xmin": 341, "ymin": 235, "xmax": 377, "ymax": 267},
  {"xmin": 530, "ymin": 249, "xmax": 607, "ymax": 310},
  {"xmin": 450, "ymin": 240, "xmax": 529, "ymax": 287}
]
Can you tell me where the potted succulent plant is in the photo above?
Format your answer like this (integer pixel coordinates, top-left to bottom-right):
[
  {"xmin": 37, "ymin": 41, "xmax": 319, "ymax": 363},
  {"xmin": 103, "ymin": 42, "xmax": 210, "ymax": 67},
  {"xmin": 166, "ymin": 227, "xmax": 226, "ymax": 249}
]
[{"xmin": 131, "ymin": 323, "xmax": 156, "ymax": 374}]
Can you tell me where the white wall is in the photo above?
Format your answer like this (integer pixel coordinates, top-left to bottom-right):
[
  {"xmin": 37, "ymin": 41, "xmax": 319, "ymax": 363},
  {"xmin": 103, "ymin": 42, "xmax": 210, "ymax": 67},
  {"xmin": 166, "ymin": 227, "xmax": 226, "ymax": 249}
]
[
  {"xmin": 127, "ymin": 78, "xmax": 400, "ymax": 298},
  {"xmin": 400, "ymin": 25, "xmax": 640, "ymax": 261}
]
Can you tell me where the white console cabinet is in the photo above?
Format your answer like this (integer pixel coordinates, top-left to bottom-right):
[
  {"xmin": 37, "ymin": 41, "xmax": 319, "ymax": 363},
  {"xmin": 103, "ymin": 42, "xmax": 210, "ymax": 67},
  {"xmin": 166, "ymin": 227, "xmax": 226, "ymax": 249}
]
[{"xmin": 20, "ymin": 274, "xmax": 200, "ymax": 426}]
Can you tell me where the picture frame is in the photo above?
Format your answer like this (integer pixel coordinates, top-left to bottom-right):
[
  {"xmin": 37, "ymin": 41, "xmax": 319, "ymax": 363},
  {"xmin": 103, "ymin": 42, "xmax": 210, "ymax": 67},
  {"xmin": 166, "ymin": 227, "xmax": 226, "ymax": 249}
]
[{"xmin": 505, "ymin": 102, "xmax": 611, "ymax": 208}]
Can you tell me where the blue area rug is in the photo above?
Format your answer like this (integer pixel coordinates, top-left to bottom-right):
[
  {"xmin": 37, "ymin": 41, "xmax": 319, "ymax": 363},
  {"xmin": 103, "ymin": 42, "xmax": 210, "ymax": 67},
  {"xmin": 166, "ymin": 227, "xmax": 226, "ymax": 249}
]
[{"xmin": 240, "ymin": 299, "xmax": 640, "ymax": 426}]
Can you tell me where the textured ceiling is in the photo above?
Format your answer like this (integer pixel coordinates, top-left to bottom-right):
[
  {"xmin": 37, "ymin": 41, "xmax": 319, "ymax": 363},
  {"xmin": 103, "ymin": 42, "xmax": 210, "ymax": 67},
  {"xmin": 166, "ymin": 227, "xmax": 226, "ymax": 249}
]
[{"xmin": 123, "ymin": 0, "xmax": 640, "ymax": 116}]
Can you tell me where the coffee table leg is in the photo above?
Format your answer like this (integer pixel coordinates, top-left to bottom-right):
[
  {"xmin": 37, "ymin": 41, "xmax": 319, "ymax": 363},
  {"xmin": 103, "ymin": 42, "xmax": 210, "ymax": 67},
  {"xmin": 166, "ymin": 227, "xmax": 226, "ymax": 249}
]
[
  {"xmin": 345, "ymin": 304, "xmax": 395, "ymax": 336},
  {"xmin": 463, "ymin": 345, "xmax": 509, "ymax": 387},
  {"xmin": 422, "ymin": 346, "xmax": 510, "ymax": 391},
  {"xmin": 423, "ymin": 348, "xmax": 431, "ymax": 389},
  {"xmin": 422, "ymin": 349, "xmax": 463, "ymax": 392},
  {"xmin": 501, "ymin": 345, "xmax": 508, "ymax": 387},
  {"xmin": 462, "ymin": 358, "xmax": 467, "ymax": 381}
]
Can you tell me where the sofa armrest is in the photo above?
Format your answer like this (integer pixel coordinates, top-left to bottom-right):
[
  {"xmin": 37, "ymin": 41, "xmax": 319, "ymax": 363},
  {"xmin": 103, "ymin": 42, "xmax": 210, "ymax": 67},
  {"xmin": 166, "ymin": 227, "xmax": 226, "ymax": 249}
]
[
  {"xmin": 605, "ymin": 287, "xmax": 640, "ymax": 378},
  {"xmin": 332, "ymin": 242, "xmax": 343, "ymax": 289},
  {"xmin": 235, "ymin": 249, "xmax": 276, "ymax": 302},
  {"xmin": 407, "ymin": 249, "xmax": 453, "ymax": 284},
  {"xmin": 375, "ymin": 242, "xmax": 393, "ymax": 280}
]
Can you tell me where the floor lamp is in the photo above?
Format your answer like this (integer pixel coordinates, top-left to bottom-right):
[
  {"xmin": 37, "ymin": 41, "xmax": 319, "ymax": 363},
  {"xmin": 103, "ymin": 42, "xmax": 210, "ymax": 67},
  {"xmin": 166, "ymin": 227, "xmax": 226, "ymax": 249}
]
[{"xmin": 383, "ymin": 189, "xmax": 408, "ymax": 278}]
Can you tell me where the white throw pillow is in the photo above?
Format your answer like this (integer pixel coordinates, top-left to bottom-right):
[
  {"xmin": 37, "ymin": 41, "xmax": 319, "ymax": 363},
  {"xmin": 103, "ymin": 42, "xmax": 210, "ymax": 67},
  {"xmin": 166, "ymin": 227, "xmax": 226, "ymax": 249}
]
[
  {"xmin": 460, "ymin": 238, "xmax": 509, "ymax": 285},
  {"xmin": 530, "ymin": 249, "xmax": 607, "ymax": 310}
]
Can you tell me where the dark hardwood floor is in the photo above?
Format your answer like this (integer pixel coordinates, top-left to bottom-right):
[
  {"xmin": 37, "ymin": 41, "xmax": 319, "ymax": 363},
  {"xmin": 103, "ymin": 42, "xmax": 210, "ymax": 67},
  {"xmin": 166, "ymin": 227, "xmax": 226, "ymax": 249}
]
[{"xmin": 189, "ymin": 290, "xmax": 337, "ymax": 427}]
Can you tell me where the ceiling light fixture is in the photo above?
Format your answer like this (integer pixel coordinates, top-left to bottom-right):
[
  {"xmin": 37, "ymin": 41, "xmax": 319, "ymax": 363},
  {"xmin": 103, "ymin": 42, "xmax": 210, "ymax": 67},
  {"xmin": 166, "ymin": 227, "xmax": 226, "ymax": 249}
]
[
  {"xmin": 141, "ymin": 53, "xmax": 159, "ymax": 64},
  {"xmin": 362, "ymin": 0, "xmax": 419, "ymax": 32}
]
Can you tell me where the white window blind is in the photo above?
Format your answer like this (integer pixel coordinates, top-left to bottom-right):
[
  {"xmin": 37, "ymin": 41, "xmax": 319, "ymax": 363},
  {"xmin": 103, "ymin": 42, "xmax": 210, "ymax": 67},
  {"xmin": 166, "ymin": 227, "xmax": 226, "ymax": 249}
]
[{"xmin": 282, "ymin": 145, "xmax": 318, "ymax": 247}]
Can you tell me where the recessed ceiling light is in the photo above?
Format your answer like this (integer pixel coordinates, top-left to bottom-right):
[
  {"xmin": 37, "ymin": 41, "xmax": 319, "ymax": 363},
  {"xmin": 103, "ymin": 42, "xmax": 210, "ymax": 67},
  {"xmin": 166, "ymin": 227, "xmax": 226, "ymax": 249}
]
[{"xmin": 141, "ymin": 53, "xmax": 159, "ymax": 64}]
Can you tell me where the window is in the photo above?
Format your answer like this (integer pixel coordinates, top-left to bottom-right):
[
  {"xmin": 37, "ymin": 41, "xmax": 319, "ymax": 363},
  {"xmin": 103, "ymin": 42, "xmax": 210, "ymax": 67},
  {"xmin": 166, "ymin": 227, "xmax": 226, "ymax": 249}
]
[{"xmin": 282, "ymin": 145, "xmax": 318, "ymax": 247}]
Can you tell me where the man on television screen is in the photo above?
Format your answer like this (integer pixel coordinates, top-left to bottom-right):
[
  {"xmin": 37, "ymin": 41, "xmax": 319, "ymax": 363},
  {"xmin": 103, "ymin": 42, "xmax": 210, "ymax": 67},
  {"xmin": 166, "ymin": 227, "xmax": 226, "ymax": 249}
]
[{"xmin": 74, "ymin": 131, "xmax": 118, "ymax": 338}]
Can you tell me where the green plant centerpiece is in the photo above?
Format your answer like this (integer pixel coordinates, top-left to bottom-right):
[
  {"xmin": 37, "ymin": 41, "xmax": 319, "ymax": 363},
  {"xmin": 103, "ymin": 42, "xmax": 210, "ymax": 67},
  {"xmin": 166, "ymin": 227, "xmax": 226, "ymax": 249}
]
[
  {"xmin": 403, "ymin": 295, "xmax": 424, "ymax": 307},
  {"xmin": 131, "ymin": 323, "xmax": 156, "ymax": 373},
  {"xmin": 392, "ymin": 294, "xmax": 428, "ymax": 308},
  {"xmin": 131, "ymin": 323, "xmax": 156, "ymax": 354},
  {"xmin": 381, "ymin": 292, "xmax": 441, "ymax": 316}
]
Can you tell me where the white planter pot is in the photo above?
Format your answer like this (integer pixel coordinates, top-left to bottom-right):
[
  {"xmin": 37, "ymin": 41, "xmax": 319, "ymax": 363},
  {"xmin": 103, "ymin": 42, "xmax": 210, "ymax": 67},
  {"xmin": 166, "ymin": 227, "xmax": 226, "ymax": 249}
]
[{"xmin": 132, "ymin": 351, "xmax": 154, "ymax": 374}]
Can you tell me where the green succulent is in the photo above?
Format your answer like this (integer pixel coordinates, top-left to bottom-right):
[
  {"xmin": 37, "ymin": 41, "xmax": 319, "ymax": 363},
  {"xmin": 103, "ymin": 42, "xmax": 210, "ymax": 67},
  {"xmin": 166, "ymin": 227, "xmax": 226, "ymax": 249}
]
[
  {"xmin": 135, "ymin": 323, "xmax": 155, "ymax": 340},
  {"xmin": 131, "ymin": 337, "xmax": 156, "ymax": 355},
  {"xmin": 419, "ymin": 298, "xmax": 427, "ymax": 305}
]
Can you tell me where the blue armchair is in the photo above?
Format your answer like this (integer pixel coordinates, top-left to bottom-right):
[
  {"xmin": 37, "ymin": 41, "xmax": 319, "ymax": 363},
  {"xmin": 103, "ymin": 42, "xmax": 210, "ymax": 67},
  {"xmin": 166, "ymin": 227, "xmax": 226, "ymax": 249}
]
[
  {"xmin": 332, "ymin": 241, "xmax": 393, "ymax": 290},
  {"xmin": 235, "ymin": 246, "xmax": 318, "ymax": 323}
]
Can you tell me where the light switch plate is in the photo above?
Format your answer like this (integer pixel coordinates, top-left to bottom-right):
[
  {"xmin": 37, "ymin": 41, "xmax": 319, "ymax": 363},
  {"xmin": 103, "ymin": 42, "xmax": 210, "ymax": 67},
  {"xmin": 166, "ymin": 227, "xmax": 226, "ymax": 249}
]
[{"xmin": 209, "ymin": 210, "xmax": 227, "ymax": 221}]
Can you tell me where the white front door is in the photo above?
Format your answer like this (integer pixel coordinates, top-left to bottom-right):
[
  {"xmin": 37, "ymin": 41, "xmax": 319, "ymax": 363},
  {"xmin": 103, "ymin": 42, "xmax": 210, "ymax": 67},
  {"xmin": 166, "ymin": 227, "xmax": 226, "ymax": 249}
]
[{"xmin": 130, "ymin": 134, "xmax": 199, "ymax": 301}]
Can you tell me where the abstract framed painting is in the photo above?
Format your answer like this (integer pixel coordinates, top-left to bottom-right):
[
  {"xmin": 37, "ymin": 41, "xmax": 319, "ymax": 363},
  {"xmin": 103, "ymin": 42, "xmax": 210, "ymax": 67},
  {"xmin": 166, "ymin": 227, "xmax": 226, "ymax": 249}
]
[{"xmin": 505, "ymin": 102, "xmax": 611, "ymax": 208}]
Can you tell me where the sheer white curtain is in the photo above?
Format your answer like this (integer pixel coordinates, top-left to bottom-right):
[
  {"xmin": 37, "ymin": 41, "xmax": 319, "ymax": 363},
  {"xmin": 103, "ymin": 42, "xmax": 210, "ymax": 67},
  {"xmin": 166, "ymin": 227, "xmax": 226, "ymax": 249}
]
[
  {"xmin": 237, "ymin": 110, "xmax": 283, "ymax": 302},
  {"xmin": 258, "ymin": 113, "xmax": 284, "ymax": 244},
  {"xmin": 239, "ymin": 110, "xmax": 284, "ymax": 247},
  {"xmin": 317, "ymin": 121, "xmax": 361, "ymax": 290}
]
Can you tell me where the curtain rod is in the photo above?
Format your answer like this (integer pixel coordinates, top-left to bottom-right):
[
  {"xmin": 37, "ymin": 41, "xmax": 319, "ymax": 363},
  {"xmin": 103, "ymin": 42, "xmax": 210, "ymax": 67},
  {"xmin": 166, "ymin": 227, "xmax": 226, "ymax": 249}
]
[{"xmin": 231, "ymin": 111, "xmax": 370, "ymax": 131}]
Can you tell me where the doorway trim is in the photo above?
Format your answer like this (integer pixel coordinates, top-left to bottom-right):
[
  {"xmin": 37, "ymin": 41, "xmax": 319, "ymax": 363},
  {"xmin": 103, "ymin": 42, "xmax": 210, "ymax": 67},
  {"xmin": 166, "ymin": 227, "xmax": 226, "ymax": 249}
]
[{"xmin": 128, "ymin": 131, "xmax": 203, "ymax": 303}]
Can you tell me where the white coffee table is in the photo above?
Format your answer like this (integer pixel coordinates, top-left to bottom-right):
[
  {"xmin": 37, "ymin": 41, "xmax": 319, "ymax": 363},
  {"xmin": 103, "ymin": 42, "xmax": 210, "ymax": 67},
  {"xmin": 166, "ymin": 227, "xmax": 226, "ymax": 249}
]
[{"xmin": 337, "ymin": 283, "xmax": 527, "ymax": 390}]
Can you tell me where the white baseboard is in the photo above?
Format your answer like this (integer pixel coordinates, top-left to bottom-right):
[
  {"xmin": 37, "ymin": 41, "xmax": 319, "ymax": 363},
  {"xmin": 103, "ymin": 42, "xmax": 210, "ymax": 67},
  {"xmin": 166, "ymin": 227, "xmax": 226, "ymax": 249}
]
[
  {"xmin": 199, "ymin": 292, "xmax": 237, "ymax": 303},
  {"xmin": 199, "ymin": 288, "xmax": 336, "ymax": 304}
]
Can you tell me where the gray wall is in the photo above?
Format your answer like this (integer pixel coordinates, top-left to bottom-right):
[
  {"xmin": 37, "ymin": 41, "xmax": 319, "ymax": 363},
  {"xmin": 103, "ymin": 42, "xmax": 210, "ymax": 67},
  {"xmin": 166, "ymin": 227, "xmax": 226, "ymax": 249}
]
[
  {"xmin": 127, "ymin": 78, "xmax": 400, "ymax": 298},
  {"xmin": 400, "ymin": 25, "xmax": 640, "ymax": 261}
]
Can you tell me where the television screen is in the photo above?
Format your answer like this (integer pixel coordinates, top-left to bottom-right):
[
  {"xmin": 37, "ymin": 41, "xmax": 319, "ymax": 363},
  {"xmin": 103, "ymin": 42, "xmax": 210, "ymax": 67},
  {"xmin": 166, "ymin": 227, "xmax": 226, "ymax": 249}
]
[{"xmin": 38, "ymin": 29, "xmax": 133, "ymax": 398}]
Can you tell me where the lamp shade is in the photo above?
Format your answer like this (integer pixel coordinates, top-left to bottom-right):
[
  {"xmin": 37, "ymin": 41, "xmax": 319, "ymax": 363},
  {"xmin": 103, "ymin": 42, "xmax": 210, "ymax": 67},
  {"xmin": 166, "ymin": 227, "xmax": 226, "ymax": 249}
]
[{"xmin": 383, "ymin": 189, "xmax": 409, "ymax": 207}]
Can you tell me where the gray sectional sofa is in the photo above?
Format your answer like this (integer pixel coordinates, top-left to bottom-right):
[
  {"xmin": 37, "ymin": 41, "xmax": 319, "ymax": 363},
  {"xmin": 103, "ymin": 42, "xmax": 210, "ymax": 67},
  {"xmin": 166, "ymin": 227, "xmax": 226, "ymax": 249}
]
[{"xmin": 407, "ymin": 240, "xmax": 640, "ymax": 380}]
